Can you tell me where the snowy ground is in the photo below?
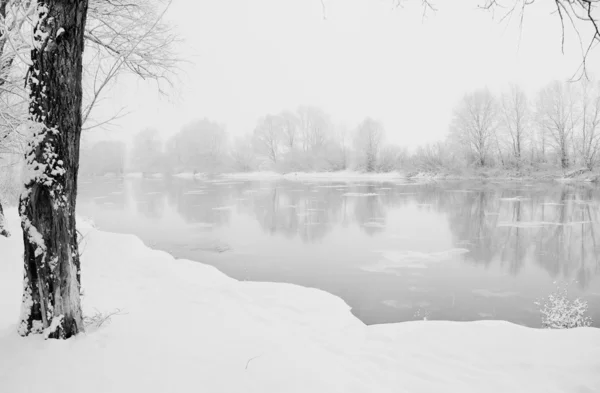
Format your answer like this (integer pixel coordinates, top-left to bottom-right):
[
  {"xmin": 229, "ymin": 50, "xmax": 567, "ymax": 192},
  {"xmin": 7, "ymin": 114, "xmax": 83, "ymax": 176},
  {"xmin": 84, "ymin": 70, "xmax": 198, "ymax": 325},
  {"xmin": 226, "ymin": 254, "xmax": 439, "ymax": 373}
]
[{"xmin": 1, "ymin": 209, "xmax": 599, "ymax": 393}]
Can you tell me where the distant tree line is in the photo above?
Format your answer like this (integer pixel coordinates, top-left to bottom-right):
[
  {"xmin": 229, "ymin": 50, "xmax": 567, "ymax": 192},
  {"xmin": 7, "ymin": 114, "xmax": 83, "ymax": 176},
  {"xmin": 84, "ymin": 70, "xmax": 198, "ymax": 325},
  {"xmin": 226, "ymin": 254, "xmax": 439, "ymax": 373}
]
[
  {"xmin": 81, "ymin": 78, "xmax": 600, "ymax": 176},
  {"xmin": 81, "ymin": 107, "xmax": 408, "ymax": 176},
  {"xmin": 441, "ymin": 79, "xmax": 600, "ymax": 173}
]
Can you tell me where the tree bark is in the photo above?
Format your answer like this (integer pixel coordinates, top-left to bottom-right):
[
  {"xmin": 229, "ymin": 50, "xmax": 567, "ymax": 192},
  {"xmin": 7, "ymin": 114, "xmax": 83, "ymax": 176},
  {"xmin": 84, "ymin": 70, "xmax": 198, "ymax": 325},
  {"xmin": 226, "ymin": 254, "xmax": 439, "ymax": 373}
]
[
  {"xmin": 18, "ymin": 1, "xmax": 89, "ymax": 339},
  {"xmin": 0, "ymin": 200, "xmax": 9, "ymax": 237}
]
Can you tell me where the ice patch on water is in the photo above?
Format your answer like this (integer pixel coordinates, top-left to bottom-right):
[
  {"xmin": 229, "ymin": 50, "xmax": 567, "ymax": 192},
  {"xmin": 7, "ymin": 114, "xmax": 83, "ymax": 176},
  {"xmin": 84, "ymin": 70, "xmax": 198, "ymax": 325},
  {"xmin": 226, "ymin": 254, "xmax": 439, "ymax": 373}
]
[
  {"xmin": 183, "ymin": 190, "xmax": 206, "ymax": 195},
  {"xmin": 362, "ymin": 248, "xmax": 469, "ymax": 272},
  {"xmin": 472, "ymin": 289, "xmax": 518, "ymax": 298},
  {"xmin": 191, "ymin": 222, "xmax": 214, "ymax": 228},
  {"xmin": 342, "ymin": 193, "xmax": 379, "ymax": 197},
  {"xmin": 500, "ymin": 196, "xmax": 530, "ymax": 202},
  {"xmin": 385, "ymin": 234, "xmax": 414, "ymax": 240},
  {"xmin": 408, "ymin": 286, "xmax": 430, "ymax": 293},
  {"xmin": 498, "ymin": 221, "xmax": 591, "ymax": 228},
  {"xmin": 497, "ymin": 221, "xmax": 551, "ymax": 228},
  {"xmin": 382, "ymin": 300, "xmax": 413, "ymax": 309},
  {"xmin": 364, "ymin": 222, "xmax": 386, "ymax": 228},
  {"xmin": 212, "ymin": 206, "xmax": 235, "ymax": 211}
]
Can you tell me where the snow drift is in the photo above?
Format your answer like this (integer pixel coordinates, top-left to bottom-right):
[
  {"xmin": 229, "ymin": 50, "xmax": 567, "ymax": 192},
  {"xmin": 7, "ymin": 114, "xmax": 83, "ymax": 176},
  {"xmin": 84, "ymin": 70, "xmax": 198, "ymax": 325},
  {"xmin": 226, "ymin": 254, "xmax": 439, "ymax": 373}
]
[{"xmin": 0, "ymin": 209, "xmax": 599, "ymax": 393}]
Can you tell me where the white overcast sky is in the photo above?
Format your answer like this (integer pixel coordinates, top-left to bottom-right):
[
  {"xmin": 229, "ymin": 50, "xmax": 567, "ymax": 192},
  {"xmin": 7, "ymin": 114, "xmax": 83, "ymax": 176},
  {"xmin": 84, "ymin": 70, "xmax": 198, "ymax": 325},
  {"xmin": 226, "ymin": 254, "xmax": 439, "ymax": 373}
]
[{"xmin": 93, "ymin": 0, "xmax": 600, "ymax": 149}]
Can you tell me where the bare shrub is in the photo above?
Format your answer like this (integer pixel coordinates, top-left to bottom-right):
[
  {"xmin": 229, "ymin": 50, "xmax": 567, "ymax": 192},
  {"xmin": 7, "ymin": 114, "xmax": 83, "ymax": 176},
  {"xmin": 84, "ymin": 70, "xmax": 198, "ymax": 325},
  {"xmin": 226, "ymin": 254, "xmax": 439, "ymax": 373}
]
[{"xmin": 535, "ymin": 283, "xmax": 593, "ymax": 329}]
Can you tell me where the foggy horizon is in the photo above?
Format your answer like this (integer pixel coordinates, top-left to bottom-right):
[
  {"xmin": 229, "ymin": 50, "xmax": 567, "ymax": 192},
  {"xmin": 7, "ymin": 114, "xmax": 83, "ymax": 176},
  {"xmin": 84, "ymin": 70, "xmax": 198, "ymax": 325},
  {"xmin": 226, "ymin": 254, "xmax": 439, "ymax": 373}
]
[{"xmin": 89, "ymin": 0, "xmax": 600, "ymax": 149}]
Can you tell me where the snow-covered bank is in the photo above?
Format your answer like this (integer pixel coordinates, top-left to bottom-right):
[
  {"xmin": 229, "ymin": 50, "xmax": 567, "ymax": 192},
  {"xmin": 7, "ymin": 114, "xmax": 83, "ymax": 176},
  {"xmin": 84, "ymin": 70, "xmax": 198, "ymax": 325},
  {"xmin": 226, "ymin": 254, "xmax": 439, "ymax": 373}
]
[
  {"xmin": 407, "ymin": 168, "xmax": 600, "ymax": 183},
  {"xmin": 223, "ymin": 170, "xmax": 409, "ymax": 182},
  {"xmin": 172, "ymin": 172, "xmax": 207, "ymax": 179},
  {"xmin": 1, "ymin": 210, "xmax": 599, "ymax": 393},
  {"xmin": 123, "ymin": 172, "xmax": 164, "ymax": 179}
]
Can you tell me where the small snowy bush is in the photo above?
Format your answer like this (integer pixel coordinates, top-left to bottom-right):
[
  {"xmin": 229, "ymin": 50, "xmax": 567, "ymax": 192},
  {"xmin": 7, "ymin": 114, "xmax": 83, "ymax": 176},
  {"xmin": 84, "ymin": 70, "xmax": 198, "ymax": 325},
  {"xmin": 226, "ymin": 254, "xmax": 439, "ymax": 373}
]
[{"xmin": 535, "ymin": 284, "xmax": 593, "ymax": 329}]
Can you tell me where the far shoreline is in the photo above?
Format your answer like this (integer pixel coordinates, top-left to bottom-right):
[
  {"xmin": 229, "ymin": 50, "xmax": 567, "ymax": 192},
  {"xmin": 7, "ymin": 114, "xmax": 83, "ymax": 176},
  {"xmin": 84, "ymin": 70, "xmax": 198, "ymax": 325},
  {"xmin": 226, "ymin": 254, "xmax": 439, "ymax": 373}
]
[{"xmin": 82, "ymin": 168, "xmax": 600, "ymax": 184}]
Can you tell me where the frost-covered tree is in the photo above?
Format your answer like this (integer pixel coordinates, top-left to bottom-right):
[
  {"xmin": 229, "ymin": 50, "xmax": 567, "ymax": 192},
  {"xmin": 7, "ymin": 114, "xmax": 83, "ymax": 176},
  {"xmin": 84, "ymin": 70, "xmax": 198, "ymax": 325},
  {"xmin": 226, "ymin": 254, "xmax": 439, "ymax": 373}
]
[
  {"xmin": 18, "ymin": 1, "xmax": 89, "ymax": 339},
  {"xmin": 450, "ymin": 89, "xmax": 497, "ymax": 167},
  {"xmin": 230, "ymin": 134, "xmax": 257, "ymax": 172},
  {"xmin": 325, "ymin": 124, "xmax": 352, "ymax": 171},
  {"xmin": 355, "ymin": 117, "xmax": 384, "ymax": 172},
  {"xmin": 536, "ymin": 81, "xmax": 577, "ymax": 169},
  {"xmin": 82, "ymin": 0, "xmax": 178, "ymax": 129},
  {"xmin": 253, "ymin": 115, "xmax": 282, "ymax": 164},
  {"xmin": 167, "ymin": 119, "xmax": 229, "ymax": 173},
  {"xmin": 297, "ymin": 106, "xmax": 331, "ymax": 154},
  {"xmin": 279, "ymin": 111, "xmax": 299, "ymax": 151},
  {"xmin": 0, "ymin": 198, "xmax": 9, "ymax": 237},
  {"xmin": 500, "ymin": 85, "xmax": 529, "ymax": 168},
  {"xmin": 0, "ymin": 0, "xmax": 178, "ymax": 154},
  {"xmin": 378, "ymin": 145, "xmax": 407, "ymax": 172},
  {"xmin": 574, "ymin": 79, "xmax": 600, "ymax": 170}
]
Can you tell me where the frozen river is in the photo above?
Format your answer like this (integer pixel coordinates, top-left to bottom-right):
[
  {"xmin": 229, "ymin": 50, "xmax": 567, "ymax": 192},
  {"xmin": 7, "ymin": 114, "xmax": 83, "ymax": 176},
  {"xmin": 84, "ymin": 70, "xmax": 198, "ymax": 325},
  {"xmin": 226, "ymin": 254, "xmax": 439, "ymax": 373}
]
[{"xmin": 77, "ymin": 176, "xmax": 600, "ymax": 327}]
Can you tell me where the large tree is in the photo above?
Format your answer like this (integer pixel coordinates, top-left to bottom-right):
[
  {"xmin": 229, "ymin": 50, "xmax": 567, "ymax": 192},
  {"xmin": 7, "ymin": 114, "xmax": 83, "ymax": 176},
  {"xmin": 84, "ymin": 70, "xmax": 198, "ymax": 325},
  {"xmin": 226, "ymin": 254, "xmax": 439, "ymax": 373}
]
[
  {"xmin": 536, "ymin": 81, "xmax": 577, "ymax": 169},
  {"xmin": 18, "ymin": 1, "xmax": 89, "ymax": 339},
  {"xmin": 355, "ymin": 117, "xmax": 384, "ymax": 172},
  {"xmin": 575, "ymin": 78, "xmax": 600, "ymax": 169},
  {"xmin": 0, "ymin": 0, "xmax": 177, "ymax": 154},
  {"xmin": 253, "ymin": 115, "xmax": 283, "ymax": 164},
  {"xmin": 500, "ymin": 84, "xmax": 530, "ymax": 168},
  {"xmin": 297, "ymin": 106, "xmax": 331, "ymax": 154},
  {"xmin": 450, "ymin": 88, "xmax": 498, "ymax": 167},
  {"xmin": 0, "ymin": 199, "xmax": 9, "ymax": 237}
]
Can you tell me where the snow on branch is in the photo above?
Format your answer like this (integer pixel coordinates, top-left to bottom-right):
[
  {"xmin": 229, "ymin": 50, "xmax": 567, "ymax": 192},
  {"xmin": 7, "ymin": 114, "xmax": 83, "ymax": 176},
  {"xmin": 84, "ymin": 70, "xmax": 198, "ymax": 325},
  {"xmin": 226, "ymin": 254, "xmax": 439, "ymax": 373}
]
[{"xmin": 82, "ymin": 0, "xmax": 181, "ymax": 129}]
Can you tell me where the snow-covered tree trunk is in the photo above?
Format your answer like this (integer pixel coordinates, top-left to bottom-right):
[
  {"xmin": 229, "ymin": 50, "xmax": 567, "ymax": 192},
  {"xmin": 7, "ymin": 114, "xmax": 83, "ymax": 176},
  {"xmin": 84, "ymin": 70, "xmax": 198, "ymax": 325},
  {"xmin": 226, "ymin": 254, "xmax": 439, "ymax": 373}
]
[
  {"xmin": 18, "ymin": 1, "xmax": 89, "ymax": 339},
  {"xmin": 0, "ymin": 200, "xmax": 9, "ymax": 237}
]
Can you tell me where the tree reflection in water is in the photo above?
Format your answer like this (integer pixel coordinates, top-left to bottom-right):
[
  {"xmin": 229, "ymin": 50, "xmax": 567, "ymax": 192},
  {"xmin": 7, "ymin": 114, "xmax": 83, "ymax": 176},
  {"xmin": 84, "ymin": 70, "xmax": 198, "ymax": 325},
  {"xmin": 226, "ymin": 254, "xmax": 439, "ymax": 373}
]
[{"xmin": 82, "ymin": 177, "xmax": 600, "ymax": 290}]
